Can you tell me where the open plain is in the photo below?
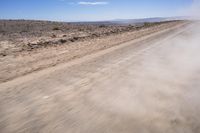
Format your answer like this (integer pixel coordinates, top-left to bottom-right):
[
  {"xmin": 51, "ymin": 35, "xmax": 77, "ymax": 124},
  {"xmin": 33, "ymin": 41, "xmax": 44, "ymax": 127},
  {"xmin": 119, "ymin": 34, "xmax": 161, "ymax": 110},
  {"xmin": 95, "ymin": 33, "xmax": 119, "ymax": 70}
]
[{"xmin": 1, "ymin": 21, "xmax": 200, "ymax": 133}]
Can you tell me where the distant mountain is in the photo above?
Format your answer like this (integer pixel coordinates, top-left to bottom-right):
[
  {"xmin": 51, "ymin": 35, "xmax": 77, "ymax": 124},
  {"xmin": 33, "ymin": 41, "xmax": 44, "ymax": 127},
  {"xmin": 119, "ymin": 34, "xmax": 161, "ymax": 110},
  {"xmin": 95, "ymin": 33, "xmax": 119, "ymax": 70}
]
[
  {"xmin": 112, "ymin": 17, "xmax": 167, "ymax": 24},
  {"xmin": 111, "ymin": 16, "xmax": 191, "ymax": 24},
  {"xmin": 0, "ymin": 17, "xmax": 189, "ymax": 27},
  {"xmin": 74, "ymin": 17, "xmax": 189, "ymax": 25}
]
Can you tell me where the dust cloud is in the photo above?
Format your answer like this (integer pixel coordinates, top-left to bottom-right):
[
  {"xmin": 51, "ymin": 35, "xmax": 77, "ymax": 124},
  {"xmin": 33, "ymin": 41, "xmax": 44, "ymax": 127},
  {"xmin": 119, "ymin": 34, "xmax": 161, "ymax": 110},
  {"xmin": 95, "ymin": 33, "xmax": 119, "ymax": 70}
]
[
  {"xmin": 189, "ymin": 0, "xmax": 200, "ymax": 18},
  {"xmin": 86, "ymin": 21, "xmax": 200, "ymax": 132},
  {"xmin": 181, "ymin": 0, "xmax": 200, "ymax": 19},
  {"xmin": 125, "ymin": 6, "xmax": 200, "ymax": 130}
]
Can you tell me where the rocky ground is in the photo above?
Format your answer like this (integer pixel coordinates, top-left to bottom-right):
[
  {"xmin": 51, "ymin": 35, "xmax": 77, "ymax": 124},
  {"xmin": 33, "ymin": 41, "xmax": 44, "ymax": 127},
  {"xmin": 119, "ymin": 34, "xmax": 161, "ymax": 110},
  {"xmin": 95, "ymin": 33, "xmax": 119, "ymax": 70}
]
[
  {"xmin": 0, "ymin": 20, "xmax": 187, "ymax": 83},
  {"xmin": 0, "ymin": 20, "xmax": 181, "ymax": 56},
  {"xmin": 1, "ymin": 21, "xmax": 199, "ymax": 133}
]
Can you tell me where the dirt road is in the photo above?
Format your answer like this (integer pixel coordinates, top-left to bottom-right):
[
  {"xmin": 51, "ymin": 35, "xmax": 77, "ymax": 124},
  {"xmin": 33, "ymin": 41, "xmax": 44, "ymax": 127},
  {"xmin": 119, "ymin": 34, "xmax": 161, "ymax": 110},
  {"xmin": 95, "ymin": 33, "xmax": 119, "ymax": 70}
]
[{"xmin": 1, "ymin": 22, "xmax": 200, "ymax": 133}]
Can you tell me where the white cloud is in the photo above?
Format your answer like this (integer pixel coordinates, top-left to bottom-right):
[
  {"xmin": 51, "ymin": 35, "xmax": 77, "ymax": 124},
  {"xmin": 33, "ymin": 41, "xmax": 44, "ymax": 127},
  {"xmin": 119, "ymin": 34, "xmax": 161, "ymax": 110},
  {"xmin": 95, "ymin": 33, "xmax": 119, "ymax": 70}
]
[{"xmin": 78, "ymin": 1, "xmax": 108, "ymax": 5}]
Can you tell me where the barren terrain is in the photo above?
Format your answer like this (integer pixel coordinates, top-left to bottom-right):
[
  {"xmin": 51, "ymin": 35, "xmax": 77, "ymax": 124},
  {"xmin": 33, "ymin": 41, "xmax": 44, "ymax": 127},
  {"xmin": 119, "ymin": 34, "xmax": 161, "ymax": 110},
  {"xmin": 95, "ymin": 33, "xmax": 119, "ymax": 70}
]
[
  {"xmin": 0, "ymin": 20, "xmax": 185, "ymax": 82},
  {"xmin": 1, "ymin": 20, "xmax": 200, "ymax": 133}
]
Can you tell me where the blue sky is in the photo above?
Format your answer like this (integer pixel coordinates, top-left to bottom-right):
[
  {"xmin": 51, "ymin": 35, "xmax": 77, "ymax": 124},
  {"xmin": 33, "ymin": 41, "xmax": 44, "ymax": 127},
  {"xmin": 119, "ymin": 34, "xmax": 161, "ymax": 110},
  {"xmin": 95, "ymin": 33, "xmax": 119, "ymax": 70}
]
[{"xmin": 0, "ymin": 0, "xmax": 194, "ymax": 21}]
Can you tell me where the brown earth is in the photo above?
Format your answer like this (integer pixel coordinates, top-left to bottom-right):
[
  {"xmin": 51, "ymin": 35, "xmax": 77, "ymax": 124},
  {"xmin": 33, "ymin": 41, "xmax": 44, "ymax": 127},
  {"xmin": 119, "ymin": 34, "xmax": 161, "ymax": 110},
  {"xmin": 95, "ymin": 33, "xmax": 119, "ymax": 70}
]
[
  {"xmin": 1, "ymin": 21, "xmax": 200, "ymax": 133},
  {"xmin": 0, "ymin": 20, "xmax": 175, "ymax": 56},
  {"xmin": 0, "ymin": 20, "xmax": 187, "ymax": 83}
]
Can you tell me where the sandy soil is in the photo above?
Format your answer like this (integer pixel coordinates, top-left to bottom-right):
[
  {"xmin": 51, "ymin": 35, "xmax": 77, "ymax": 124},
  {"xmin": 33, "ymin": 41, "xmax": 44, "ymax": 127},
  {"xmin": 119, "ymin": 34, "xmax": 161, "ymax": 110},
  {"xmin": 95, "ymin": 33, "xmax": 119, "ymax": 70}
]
[
  {"xmin": 1, "ymin": 22, "xmax": 200, "ymax": 133},
  {"xmin": 0, "ymin": 21, "xmax": 186, "ymax": 83}
]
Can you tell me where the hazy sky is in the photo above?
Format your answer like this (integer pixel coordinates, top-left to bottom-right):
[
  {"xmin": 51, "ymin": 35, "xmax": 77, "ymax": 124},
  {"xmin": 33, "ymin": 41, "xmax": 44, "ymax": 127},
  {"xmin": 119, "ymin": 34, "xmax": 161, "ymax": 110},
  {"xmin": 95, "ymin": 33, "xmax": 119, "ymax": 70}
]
[{"xmin": 0, "ymin": 0, "xmax": 194, "ymax": 21}]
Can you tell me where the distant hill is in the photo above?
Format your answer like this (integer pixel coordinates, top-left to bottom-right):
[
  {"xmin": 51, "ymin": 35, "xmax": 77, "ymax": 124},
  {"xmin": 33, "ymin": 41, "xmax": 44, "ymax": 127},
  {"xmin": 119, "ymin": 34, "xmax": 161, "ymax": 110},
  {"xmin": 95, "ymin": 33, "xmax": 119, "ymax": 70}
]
[
  {"xmin": 73, "ymin": 17, "xmax": 189, "ymax": 25},
  {"xmin": 0, "ymin": 17, "xmax": 188, "ymax": 29},
  {"xmin": 112, "ymin": 17, "xmax": 167, "ymax": 24},
  {"xmin": 111, "ymin": 16, "xmax": 191, "ymax": 24}
]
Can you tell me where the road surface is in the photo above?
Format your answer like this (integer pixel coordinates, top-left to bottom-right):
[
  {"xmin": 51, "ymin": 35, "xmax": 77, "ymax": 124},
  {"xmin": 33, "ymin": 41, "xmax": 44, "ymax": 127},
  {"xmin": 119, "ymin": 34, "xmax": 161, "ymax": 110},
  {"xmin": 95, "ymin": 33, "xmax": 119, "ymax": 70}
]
[{"xmin": 1, "ymin": 22, "xmax": 200, "ymax": 133}]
